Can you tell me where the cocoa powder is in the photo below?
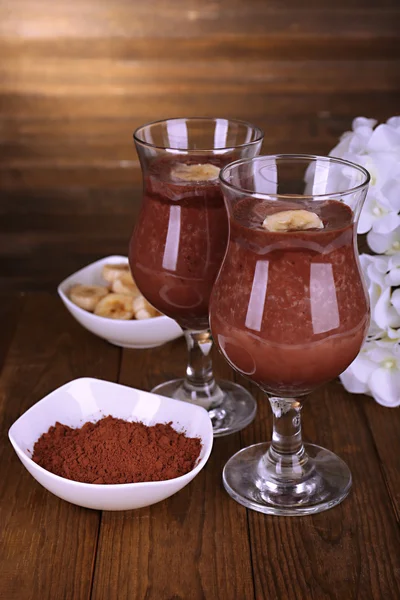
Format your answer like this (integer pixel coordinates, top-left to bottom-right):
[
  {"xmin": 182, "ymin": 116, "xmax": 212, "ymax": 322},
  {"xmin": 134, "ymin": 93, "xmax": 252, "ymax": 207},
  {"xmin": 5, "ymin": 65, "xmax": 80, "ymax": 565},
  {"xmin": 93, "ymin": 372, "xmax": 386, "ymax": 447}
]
[{"xmin": 31, "ymin": 416, "xmax": 202, "ymax": 484}]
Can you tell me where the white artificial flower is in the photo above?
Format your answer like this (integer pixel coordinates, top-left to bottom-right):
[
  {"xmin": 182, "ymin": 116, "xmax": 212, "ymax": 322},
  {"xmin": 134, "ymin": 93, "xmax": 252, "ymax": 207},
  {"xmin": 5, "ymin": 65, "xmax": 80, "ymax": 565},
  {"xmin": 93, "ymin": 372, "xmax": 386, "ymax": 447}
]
[
  {"xmin": 359, "ymin": 253, "xmax": 400, "ymax": 340},
  {"xmin": 332, "ymin": 116, "xmax": 400, "ymax": 407},
  {"xmin": 359, "ymin": 254, "xmax": 389, "ymax": 338},
  {"xmin": 330, "ymin": 117, "xmax": 377, "ymax": 156},
  {"xmin": 374, "ymin": 287, "xmax": 400, "ymax": 339},
  {"xmin": 340, "ymin": 339, "xmax": 400, "ymax": 407},
  {"xmin": 385, "ymin": 254, "xmax": 400, "ymax": 287},
  {"xmin": 329, "ymin": 117, "xmax": 400, "ymax": 241},
  {"xmin": 368, "ymin": 225, "xmax": 400, "ymax": 255},
  {"xmin": 367, "ymin": 123, "xmax": 400, "ymax": 153},
  {"xmin": 387, "ymin": 116, "xmax": 400, "ymax": 131}
]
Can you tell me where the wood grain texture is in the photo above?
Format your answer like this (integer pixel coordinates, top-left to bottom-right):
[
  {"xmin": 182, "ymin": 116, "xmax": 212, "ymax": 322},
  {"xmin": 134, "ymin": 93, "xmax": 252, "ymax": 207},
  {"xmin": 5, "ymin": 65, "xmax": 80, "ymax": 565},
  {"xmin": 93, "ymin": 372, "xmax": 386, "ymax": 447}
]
[
  {"xmin": 363, "ymin": 400, "xmax": 400, "ymax": 521},
  {"xmin": 1, "ymin": 0, "xmax": 400, "ymax": 594},
  {"xmin": 91, "ymin": 340, "xmax": 254, "ymax": 600},
  {"xmin": 0, "ymin": 0, "xmax": 399, "ymax": 186},
  {"xmin": 1, "ymin": 2, "xmax": 399, "ymax": 38},
  {"xmin": 0, "ymin": 295, "xmax": 399, "ymax": 599},
  {"xmin": 0, "ymin": 188, "xmax": 138, "ymax": 292},
  {"xmin": 0, "ymin": 294, "xmax": 24, "ymax": 374},
  {"xmin": 240, "ymin": 379, "xmax": 400, "ymax": 599},
  {"xmin": 2, "ymin": 59, "xmax": 399, "ymax": 95},
  {"xmin": 0, "ymin": 295, "xmax": 121, "ymax": 600}
]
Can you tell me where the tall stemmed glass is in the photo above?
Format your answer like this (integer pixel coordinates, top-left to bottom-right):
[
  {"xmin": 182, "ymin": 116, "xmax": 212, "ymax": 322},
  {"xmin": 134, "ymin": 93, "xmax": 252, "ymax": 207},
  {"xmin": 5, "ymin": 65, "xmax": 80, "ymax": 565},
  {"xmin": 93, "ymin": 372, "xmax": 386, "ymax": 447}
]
[
  {"xmin": 210, "ymin": 154, "xmax": 370, "ymax": 513},
  {"xmin": 129, "ymin": 118, "xmax": 264, "ymax": 436}
]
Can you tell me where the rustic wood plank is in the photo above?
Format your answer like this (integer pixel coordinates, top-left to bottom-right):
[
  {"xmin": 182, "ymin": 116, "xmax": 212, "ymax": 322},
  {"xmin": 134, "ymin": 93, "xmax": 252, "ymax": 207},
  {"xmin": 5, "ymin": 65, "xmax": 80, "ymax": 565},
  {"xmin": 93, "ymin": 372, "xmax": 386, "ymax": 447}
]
[
  {"xmin": 0, "ymin": 114, "xmax": 362, "ymax": 144},
  {"xmin": 1, "ymin": 59, "xmax": 399, "ymax": 95},
  {"xmin": 1, "ymin": 91, "xmax": 399, "ymax": 122},
  {"xmin": 0, "ymin": 188, "xmax": 138, "ymax": 292},
  {"xmin": 91, "ymin": 340, "xmax": 255, "ymax": 600},
  {"xmin": 0, "ymin": 294, "xmax": 121, "ymax": 600},
  {"xmin": 239, "ymin": 379, "xmax": 400, "ymax": 599},
  {"xmin": 363, "ymin": 399, "xmax": 400, "ymax": 521},
  {"xmin": 0, "ymin": 294, "xmax": 24, "ymax": 373},
  {"xmin": 2, "ymin": 34, "xmax": 399, "ymax": 61},
  {"xmin": 1, "ymin": 2, "xmax": 399, "ymax": 38},
  {"xmin": 0, "ymin": 113, "xmax": 383, "ymax": 165}
]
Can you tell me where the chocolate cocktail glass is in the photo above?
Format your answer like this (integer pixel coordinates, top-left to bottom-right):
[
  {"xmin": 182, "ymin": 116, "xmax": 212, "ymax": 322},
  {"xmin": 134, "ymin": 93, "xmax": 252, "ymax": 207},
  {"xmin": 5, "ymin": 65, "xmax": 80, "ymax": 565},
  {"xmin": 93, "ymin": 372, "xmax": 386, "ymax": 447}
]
[
  {"xmin": 210, "ymin": 154, "xmax": 370, "ymax": 514},
  {"xmin": 129, "ymin": 118, "xmax": 264, "ymax": 436}
]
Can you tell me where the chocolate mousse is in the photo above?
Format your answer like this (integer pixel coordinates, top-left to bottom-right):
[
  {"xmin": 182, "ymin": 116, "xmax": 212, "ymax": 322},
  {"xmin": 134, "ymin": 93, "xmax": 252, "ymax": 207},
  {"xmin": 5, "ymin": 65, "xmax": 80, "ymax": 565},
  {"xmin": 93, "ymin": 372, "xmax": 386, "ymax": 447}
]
[
  {"xmin": 129, "ymin": 155, "xmax": 230, "ymax": 330},
  {"xmin": 210, "ymin": 198, "xmax": 370, "ymax": 396}
]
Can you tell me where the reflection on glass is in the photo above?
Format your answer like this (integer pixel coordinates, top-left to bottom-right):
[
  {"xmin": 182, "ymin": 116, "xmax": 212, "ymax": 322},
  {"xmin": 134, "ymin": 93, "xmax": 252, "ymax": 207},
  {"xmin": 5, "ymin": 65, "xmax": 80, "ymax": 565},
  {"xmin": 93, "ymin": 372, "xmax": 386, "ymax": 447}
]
[
  {"xmin": 245, "ymin": 260, "xmax": 269, "ymax": 332},
  {"xmin": 213, "ymin": 119, "xmax": 228, "ymax": 149},
  {"xmin": 162, "ymin": 206, "xmax": 181, "ymax": 272},
  {"xmin": 166, "ymin": 119, "xmax": 188, "ymax": 149},
  {"xmin": 310, "ymin": 263, "xmax": 340, "ymax": 334}
]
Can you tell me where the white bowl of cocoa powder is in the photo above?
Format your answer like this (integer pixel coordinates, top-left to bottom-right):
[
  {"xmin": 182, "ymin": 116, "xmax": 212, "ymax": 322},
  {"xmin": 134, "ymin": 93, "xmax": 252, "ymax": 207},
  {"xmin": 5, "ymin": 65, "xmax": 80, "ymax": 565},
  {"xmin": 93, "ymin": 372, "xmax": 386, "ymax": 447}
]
[{"xmin": 8, "ymin": 378, "xmax": 213, "ymax": 511}]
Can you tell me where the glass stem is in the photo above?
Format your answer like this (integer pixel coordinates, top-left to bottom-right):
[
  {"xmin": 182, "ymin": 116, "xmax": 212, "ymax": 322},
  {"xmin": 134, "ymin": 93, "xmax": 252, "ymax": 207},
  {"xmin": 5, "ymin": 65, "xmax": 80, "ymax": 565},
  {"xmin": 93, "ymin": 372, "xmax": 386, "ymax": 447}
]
[
  {"xmin": 264, "ymin": 397, "xmax": 310, "ymax": 481},
  {"xmin": 182, "ymin": 330, "xmax": 223, "ymax": 410}
]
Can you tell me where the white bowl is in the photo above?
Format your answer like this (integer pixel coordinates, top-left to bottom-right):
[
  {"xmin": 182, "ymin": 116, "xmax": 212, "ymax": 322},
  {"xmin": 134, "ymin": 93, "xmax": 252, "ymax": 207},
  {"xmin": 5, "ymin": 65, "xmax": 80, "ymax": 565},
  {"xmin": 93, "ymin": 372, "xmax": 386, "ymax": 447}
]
[
  {"xmin": 57, "ymin": 255, "xmax": 182, "ymax": 349},
  {"xmin": 8, "ymin": 378, "xmax": 213, "ymax": 511}
]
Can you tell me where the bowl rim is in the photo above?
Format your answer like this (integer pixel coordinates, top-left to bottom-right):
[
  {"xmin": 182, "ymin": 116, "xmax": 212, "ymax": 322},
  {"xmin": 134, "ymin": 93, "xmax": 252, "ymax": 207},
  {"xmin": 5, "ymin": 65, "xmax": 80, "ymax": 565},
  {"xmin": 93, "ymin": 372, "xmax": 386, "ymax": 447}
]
[
  {"xmin": 8, "ymin": 377, "xmax": 213, "ymax": 490},
  {"xmin": 57, "ymin": 255, "xmax": 175, "ymax": 327}
]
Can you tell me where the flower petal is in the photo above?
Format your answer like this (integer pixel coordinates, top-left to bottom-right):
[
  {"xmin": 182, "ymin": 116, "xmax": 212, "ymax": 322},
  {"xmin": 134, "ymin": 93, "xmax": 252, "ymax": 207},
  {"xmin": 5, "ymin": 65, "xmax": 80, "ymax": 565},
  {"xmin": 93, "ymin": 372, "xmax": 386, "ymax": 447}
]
[
  {"xmin": 366, "ymin": 347, "xmax": 393, "ymax": 363},
  {"xmin": 386, "ymin": 116, "xmax": 400, "ymax": 131},
  {"xmin": 350, "ymin": 353, "xmax": 377, "ymax": 383},
  {"xmin": 385, "ymin": 269, "xmax": 400, "ymax": 287},
  {"xmin": 369, "ymin": 368, "xmax": 400, "ymax": 407},
  {"xmin": 340, "ymin": 369, "xmax": 371, "ymax": 395},
  {"xmin": 391, "ymin": 289, "xmax": 400, "ymax": 314},
  {"xmin": 367, "ymin": 124, "xmax": 400, "ymax": 153},
  {"xmin": 367, "ymin": 230, "xmax": 397, "ymax": 254},
  {"xmin": 380, "ymin": 179, "xmax": 400, "ymax": 212},
  {"xmin": 371, "ymin": 212, "xmax": 400, "ymax": 234},
  {"xmin": 386, "ymin": 327, "xmax": 400, "ymax": 340},
  {"xmin": 353, "ymin": 117, "xmax": 377, "ymax": 131},
  {"xmin": 374, "ymin": 287, "xmax": 400, "ymax": 329},
  {"xmin": 388, "ymin": 254, "xmax": 400, "ymax": 269}
]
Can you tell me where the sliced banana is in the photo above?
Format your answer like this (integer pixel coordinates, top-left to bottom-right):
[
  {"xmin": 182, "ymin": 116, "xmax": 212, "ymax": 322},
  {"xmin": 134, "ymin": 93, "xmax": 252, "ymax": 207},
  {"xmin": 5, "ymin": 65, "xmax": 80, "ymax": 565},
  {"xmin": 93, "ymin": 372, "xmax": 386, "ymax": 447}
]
[
  {"xmin": 102, "ymin": 263, "xmax": 130, "ymax": 284},
  {"xmin": 69, "ymin": 284, "xmax": 108, "ymax": 312},
  {"xmin": 94, "ymin": 294, "xmax": 134, "ymax": 320},
  {"xmin": 111, "ymin": 271, "xmax": 141, "ymax": 297},
  {"xmin": 132, "ymin": 295, "xmax": 160, "ymax": 320},
  {"xmin": 262, "ymin": 210, "xmax": 324, "ymax": 232},
  {"xmin": 171, "ymin": 163, "xmax": 220, "ymax": 182}
]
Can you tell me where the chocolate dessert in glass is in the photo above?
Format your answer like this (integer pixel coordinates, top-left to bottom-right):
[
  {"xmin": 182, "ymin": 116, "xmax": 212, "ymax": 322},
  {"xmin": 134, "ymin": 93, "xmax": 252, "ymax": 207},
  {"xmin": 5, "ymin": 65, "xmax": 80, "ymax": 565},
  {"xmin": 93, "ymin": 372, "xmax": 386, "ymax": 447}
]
[
  {"xmin": 129, "ymin": 118, "xmax": 264, "ymax": 436},
  {"xmin": 209, "ymin": 154, "xmax": 370, "ymax": 514}
]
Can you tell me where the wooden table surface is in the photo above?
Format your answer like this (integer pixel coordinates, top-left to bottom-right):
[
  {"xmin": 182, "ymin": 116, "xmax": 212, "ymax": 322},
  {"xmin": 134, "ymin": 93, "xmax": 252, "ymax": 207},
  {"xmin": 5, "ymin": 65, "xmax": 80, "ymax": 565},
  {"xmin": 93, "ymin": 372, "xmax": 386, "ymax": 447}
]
[
  {"xmin": 1, "ymin": 291, "xmax": 399, "ymax": 600},
  {"xmin": 1, "ymin": 1, "xmax": 400, "ymax": 597}
]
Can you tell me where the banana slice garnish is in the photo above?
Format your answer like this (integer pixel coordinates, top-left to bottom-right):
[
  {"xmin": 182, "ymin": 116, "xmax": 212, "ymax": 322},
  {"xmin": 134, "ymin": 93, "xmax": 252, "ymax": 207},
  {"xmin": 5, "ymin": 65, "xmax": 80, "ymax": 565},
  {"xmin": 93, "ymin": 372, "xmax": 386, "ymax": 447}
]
[
  {"xmin": 171, "ymin": 163, "xmax": 220, "ymax": 182},
  {"xmin": 70, "ymin": 263, "xmax": 162, "ymax": 321},
  {"xmin": 94, "ymin": 294, "xmax": 134, "ymax": 320},
  {"xmin": 69, "ymin": 284, "xmax": 108, "ymax": 312},
  {"xmin": 132, "ymin": 296, "xmax": 160, "ymax": 320},
  {"xmin": 111, "ymin": 271, "xmax": 141, "ymax": 297},
  {"xmin": 262, "ymin": 210, "xmax": 324, "ymax": 232},
  {"xmin": 102, "ymin": 263, "xmax": 130, "ymax": 284}
]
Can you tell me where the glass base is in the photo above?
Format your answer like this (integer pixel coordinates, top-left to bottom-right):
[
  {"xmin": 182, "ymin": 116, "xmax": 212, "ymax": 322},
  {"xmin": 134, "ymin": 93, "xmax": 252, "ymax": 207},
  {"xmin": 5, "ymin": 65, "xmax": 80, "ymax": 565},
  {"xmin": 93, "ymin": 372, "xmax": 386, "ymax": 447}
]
[
  {"xmin": 223, "ymin": 442, "xmax": 352, "ymax": 515},
  {"xmin": 151, "ymin": 378, "xmax": 257, "ymax": 437}
]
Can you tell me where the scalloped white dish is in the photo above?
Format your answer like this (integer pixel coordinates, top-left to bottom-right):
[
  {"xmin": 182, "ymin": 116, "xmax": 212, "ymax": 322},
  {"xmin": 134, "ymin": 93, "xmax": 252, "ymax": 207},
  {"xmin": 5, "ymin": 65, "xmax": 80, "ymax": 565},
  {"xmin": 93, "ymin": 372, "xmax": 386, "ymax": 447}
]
[{"xmin": 8, "ymin": 378, "xmax": 213, "ymax": 511}]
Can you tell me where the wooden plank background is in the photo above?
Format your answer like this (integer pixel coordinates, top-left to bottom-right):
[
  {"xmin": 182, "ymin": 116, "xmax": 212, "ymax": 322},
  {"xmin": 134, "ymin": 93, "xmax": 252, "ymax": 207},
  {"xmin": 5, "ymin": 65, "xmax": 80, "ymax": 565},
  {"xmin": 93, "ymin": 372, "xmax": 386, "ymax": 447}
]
[{"xmin": 0, "ymin": 0, "xmax": 399, "ymax": 291}]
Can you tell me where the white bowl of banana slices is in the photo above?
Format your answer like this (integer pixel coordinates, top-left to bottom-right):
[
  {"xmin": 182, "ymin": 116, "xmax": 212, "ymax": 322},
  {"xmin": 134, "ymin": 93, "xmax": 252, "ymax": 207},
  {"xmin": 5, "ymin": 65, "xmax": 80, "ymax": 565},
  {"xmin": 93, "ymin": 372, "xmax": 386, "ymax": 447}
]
[{"xmin": 58, "ymin": 256, "xmax": 183, "ymax": 349}]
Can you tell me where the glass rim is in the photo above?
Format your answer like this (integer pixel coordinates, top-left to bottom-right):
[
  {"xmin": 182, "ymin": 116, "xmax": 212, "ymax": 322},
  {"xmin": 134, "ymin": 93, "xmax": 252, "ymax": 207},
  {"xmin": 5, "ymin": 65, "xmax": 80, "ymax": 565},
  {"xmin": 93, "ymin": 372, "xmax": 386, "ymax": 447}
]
[
  {"xmin": 133, "ymin": 116, "xmax": 264, "ymax": 152},
  {"xmin": 219, "ymin": 153, "xmax": 371, "ymax": 200}
]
